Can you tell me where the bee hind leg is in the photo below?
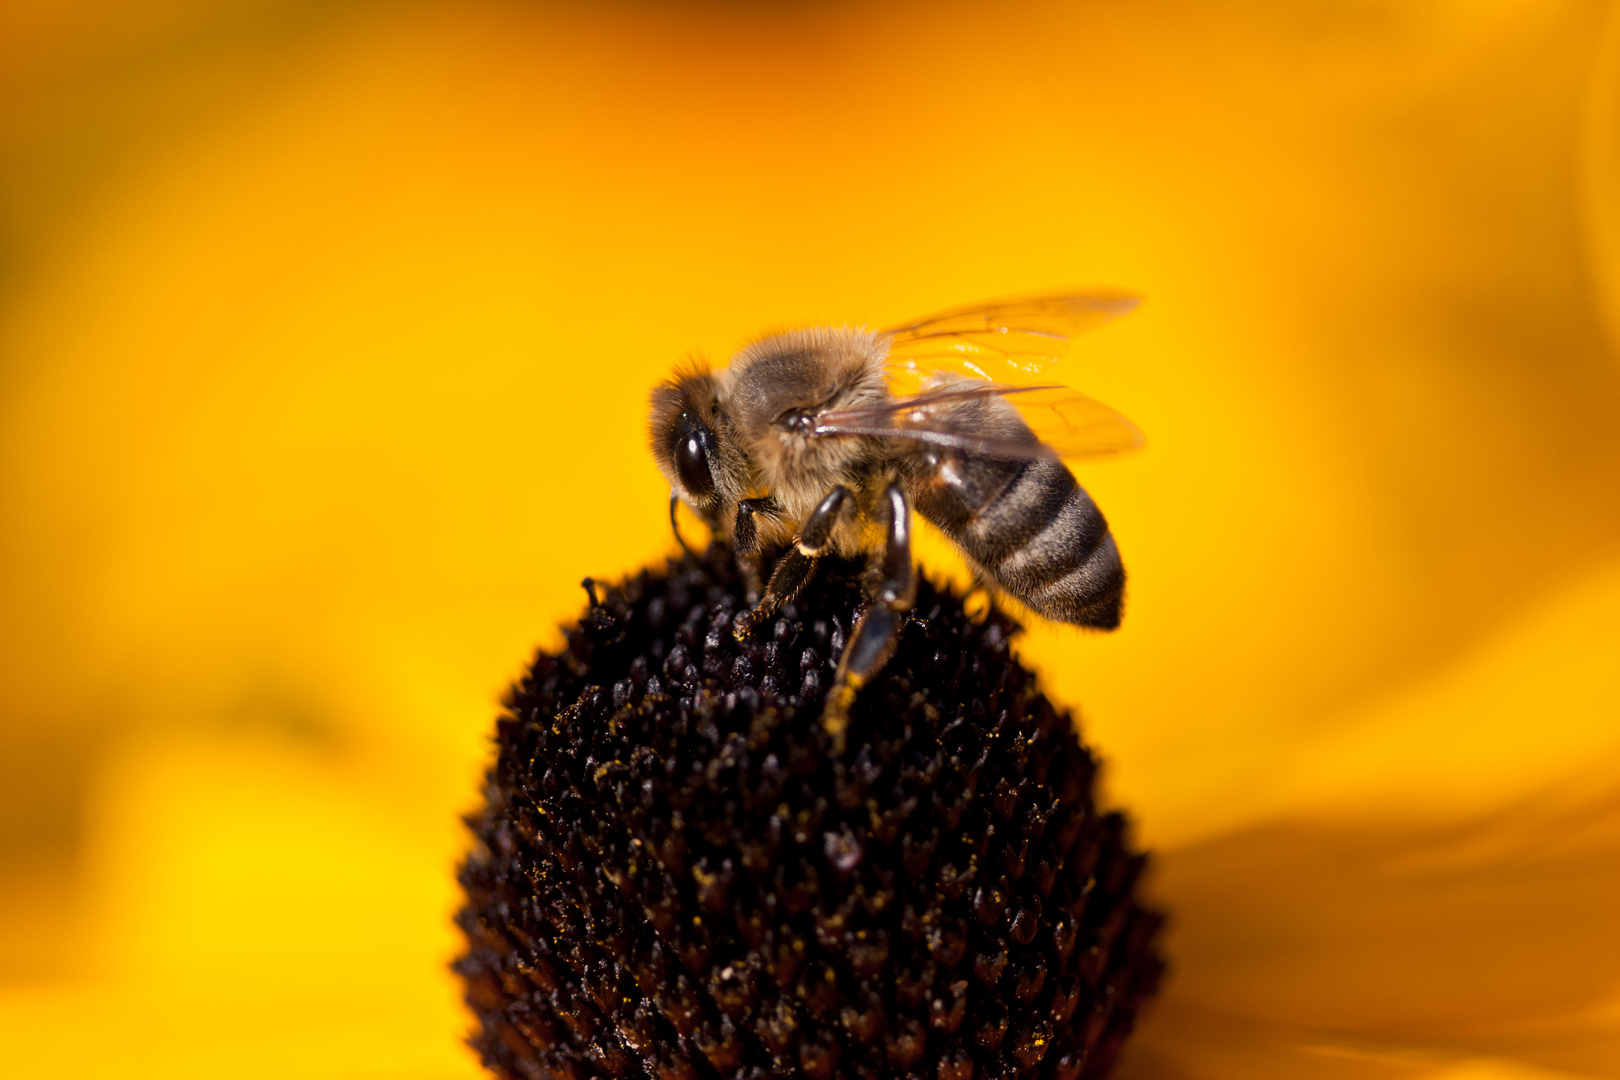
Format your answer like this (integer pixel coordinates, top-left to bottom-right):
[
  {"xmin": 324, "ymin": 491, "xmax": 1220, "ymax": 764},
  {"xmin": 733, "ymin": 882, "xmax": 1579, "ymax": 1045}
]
[
  {"xmin": 733, "ymin": 486, "xmax": 851, "ymax": 643},
  {"xmin": 824, "ymin": 482, "xmax": 916, "ymax": 754}
]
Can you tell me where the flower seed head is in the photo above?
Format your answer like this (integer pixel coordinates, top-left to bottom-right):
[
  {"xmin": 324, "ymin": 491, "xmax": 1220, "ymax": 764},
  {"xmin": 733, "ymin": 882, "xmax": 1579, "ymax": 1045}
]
[{"xmin": 456, "ymin": 548, "xmax": 1163, "ymax": 1080}]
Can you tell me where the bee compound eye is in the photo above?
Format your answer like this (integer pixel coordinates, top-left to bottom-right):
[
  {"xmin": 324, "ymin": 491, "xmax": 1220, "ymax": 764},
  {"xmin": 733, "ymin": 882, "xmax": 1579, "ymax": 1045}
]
[{"xmin": 674, "ymin": 425, "xmax": 717, "ymax": 504}]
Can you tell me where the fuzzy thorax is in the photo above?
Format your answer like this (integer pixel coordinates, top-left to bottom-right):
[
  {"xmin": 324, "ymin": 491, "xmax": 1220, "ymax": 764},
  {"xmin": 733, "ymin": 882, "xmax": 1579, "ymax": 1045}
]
[{"xmin": 720, "ymin": 326, "xmax": 892, "ymax": 553}]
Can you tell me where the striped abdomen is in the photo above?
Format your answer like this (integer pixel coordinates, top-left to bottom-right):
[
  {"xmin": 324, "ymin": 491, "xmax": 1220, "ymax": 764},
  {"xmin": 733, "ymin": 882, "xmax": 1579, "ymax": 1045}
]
[{"xmin": 907, "ymin": 450, "xmax": 1124, "ymax": 629}]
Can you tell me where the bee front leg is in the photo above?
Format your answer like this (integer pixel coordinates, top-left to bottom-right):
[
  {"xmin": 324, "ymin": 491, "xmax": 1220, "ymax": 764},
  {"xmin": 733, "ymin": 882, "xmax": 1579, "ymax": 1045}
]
[
  {"xmin": 824, "ymin": 482, "xmax": 915, "ymax": 753},
  {"xmin": 732, "ymin": 486, "xmax": 851, "ymax": 643},
  {"xmin": 732, "ymin": 497, "xmax": 775, "ymax": 602}
]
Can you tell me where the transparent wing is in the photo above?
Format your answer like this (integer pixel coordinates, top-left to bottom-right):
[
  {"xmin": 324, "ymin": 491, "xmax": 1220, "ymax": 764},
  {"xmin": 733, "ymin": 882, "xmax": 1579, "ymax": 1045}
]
[
  {"xmin": 1011, "ymin": 386, "xmax": 1145, "ymax": 458},
  {"xmin": 813, "ymin": 383, "xmax": 1144, "ymax": 461},
  {"xmin": 882, "ymin": 292, "xmax": 1139, "ymax": 394}
]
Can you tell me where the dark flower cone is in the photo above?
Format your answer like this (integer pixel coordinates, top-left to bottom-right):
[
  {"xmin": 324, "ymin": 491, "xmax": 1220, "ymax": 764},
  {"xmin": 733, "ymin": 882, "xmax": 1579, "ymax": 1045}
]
[{"xmin": 455, "ymin": 547, "xmax": 1164, "ymax": 1080}]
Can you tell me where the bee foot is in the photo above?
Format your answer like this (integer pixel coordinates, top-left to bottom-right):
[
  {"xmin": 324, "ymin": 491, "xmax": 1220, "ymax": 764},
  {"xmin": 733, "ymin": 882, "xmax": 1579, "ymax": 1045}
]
[{"xmin": 821, "ymin": 678, "xmax": 861, "ymax": 756}]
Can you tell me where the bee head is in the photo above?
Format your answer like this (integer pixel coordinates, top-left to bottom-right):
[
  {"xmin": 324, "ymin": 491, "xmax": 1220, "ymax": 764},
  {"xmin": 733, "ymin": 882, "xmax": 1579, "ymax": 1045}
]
[{"xmin": 649, "ymin": 364, "xmax": 741, "ymax": 517}]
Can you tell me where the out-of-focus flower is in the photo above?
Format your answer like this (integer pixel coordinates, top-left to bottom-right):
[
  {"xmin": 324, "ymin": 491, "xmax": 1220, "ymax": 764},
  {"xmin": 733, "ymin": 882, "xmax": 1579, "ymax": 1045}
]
[{"xmin": 0, "ymin": 2, "xmax": 1617, "ymax": 1079}]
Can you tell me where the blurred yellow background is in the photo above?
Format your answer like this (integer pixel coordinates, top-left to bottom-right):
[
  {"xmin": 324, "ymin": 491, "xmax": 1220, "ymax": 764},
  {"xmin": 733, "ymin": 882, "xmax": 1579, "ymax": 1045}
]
[{"xmin": 2, "ymin": 1, "xmax": 1619, "ymax": 1077}]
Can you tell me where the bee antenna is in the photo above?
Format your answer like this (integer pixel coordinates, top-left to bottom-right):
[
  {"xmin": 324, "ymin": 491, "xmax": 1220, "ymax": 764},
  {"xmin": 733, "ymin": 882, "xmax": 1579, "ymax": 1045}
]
[{"xmin": 669, "ymin": 490, "xmax": 699, "ymax": 560}]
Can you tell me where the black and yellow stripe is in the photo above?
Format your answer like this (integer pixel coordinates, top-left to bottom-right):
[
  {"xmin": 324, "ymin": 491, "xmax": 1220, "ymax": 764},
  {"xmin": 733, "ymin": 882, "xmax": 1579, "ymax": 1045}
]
[{"xmin": 912, "ymin": 454, "xmax": 1123, "ymax": 629}]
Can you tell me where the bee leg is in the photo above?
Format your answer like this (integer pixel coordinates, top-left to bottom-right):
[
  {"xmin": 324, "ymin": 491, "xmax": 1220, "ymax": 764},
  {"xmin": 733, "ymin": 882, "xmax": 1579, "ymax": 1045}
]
[
  {"xmin": 733, "ymin": 486, "xmax": 851, "ymax": 643},
  {"xmin": 739, "ymin": 562, "xmax": 764, "ymax": 605},
  {"xmin": 732, "ymin": 497, "xmax": 774, "ymax": 602},
  {"xmin": 824, "ymin": 483, "xmax": 915, "ymax": 753}
]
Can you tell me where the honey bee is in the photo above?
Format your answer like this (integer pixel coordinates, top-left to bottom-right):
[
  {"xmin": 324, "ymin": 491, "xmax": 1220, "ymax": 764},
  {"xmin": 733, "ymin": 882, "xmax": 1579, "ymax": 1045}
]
[{"xmin": 649, "ymin": 294, "xmax": 1143, "ymax": 748}]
